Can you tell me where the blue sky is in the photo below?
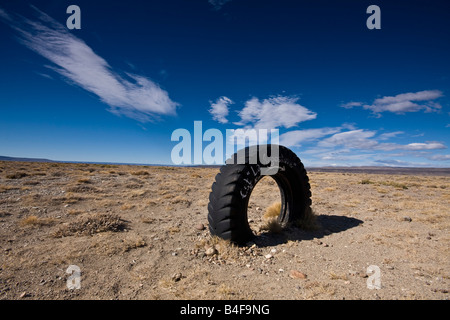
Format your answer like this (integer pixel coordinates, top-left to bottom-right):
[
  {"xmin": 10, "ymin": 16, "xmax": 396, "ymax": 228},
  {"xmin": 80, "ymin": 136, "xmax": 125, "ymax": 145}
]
[{"xmin": 0, "ymin": 0, "xmax": 449, "ymax": 167}]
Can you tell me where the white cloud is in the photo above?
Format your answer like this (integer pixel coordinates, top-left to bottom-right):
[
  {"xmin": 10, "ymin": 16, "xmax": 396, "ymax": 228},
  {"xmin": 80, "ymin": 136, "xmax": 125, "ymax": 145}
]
[
  {"xmin": 279, "ymin": 127, "xmax": 341, "ymax": 147},
  {"xmin": 342, "ymin": 90, "xmax": 443, "ymax": 115},
  {"xmin": 1, "ymin": 6, "xmax": 179, "ymax": 122},
  {"xmin": 319, "ymin": 129, "xmax": 378, "ymax": 149},
  {"xmin": 401, "ymin": 142, "xmax": 446, "ymax": 151},
  {"xmin": 235, "ymin": 96, "xmax": 317, "ymax": 130},
  {"xmin": 209, "ymin": 96, "xmax": 233, "ymax": 124}
]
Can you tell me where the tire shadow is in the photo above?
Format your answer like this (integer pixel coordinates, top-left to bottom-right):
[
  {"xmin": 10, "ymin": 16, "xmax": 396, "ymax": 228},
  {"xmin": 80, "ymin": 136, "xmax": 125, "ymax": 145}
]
[{"xmin": 252, "ymin": 214, "xmax": 363, "ymax": 247}]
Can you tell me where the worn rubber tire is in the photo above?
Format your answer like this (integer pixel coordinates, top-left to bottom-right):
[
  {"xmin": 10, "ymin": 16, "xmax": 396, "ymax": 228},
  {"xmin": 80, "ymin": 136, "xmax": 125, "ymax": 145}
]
[{"xmin": 207, "ymin": 144, "xmax": 312, "ymax": 245}]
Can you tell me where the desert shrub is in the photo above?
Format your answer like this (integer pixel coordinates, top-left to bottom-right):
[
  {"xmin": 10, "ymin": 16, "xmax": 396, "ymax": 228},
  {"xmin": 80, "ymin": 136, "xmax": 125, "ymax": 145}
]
[{"xmin": 53, "ymin": 213, "xmax": 126, "ymax": 237}]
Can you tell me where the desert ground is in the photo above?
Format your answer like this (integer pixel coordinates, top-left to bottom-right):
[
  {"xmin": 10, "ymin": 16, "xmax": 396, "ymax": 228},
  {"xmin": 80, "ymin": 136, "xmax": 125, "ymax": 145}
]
[{"xmin": 0, "ymin": 160, "xmax": 449, "ymax": 300}]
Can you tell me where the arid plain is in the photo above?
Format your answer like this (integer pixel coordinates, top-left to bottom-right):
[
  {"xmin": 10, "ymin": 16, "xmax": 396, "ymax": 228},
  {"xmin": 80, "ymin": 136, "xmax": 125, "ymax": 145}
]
[{"xmin": 0, "ymin": 160, "xmax": 448, "ymax": 300}]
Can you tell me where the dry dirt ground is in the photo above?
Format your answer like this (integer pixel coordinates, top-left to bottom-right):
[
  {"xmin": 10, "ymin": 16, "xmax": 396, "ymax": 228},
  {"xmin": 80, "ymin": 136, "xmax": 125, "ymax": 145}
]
[{"xmin": 0, "ymin": 161, "xmax": 449, "ymax": 300}]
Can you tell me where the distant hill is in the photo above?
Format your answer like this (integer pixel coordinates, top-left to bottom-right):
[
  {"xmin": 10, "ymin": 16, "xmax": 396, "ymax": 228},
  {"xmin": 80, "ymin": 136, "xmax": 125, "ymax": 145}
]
[
  {"xmin": 307, "ymin": 166, "xmax": 450, "ymax": 176},
  {"xmin": 1, "ymin": 155, "xmax": 449, "ymax": 176},
  {"xmin": 0, "ymin": 155, "xmax": 55, "ymax": 163}
]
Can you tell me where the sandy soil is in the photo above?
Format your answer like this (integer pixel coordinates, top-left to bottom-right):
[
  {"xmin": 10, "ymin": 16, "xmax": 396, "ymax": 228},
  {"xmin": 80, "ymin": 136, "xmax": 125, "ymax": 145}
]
[{"xmin": 0, "ymin": 161, "xmax": 449, "ymax": 300}]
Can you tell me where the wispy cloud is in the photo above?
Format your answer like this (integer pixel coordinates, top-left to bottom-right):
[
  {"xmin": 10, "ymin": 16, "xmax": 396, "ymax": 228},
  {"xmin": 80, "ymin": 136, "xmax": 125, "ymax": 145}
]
[
  {"xmin": 373, "ymin": 159, "xmax": 431, "ymax": 167},
  {"xmin": 0, "ymin": 6, "xmax": 179, "ymax": 122},
  {"xmin": 428, "ymin": 154, "xmax": 450, "ymax": 161},
  {"xmin": 279, "ymin": 127, "xmax": 342, "ymax": 147},
  {"xmin": 341, "ymin": 101, "xmax": 363, "ymax": 109},
  {"xmin": 234, "ymin": 95, "xmax": 317, "ymax": 129},
  {"xmin": 319, "ymin": 129, "xmax": 446, "ymax": 151},
  {"xmin": 208, "ymin": 0, "xmax": 232, "ymax": 10},
  {"xmin": 209, "ymin": 96, "xmax": 233, "ymax": 124},
  {"xmin": 293, "ymin": 127, "xmax": 448, "ymax": 167},
  {"xmin": 342, "ymin": 90, "xmax": 443, "ymax": 116}
]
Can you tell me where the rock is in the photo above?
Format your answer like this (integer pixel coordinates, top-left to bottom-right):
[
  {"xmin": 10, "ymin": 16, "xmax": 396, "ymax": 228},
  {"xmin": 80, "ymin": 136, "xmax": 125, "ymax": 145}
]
[
  {"xmin": 19, "ymin": 292, "xmax": 29, "ymax": 298},
  {"xmin": 195, "ymin": 223, "xmax": 205, "ymax": 231},
  {"xmin": 205, "ymin": 247, "xmax": 217, "ymax": 256},
  {"xmin": 403, "ymin": 216, "xmax": 412, "ymax": 222},
  {"xmin": 348, "ymin": 270, "xmax": 358, "ymax": 276},
  {"xmin": 290, "ymin": 270, "xmax": 307, "ymax": 279},
  {"xmin": 265, "ymin": 254, "xmax": 273, "ymax": 259},
  {"xmin": 171, "ymin": 273, "xmax": 182, "ymax": 282}
]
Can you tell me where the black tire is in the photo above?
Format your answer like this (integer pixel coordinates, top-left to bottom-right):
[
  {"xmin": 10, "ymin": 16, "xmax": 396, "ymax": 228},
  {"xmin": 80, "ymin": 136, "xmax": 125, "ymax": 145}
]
[{"xmin": 207, "ymin": 144, "xmax": 312, "ymax": 245}]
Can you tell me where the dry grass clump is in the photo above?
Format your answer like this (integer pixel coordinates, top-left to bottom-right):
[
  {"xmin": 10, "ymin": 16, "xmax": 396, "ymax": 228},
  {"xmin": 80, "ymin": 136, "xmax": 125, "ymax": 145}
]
[
  {"xmin": 261, "ymin": 202, "xmax": 319, "ymax": 232},
  {"xmin": 170, "ymin": 196, "xmax": 191, "ymax": 206},
  {"xmin": 217, "ymin": 283, "xmax": 236, "ymax": 299},
  {"xmin": 260, "ymin": 217, "xmax": 283, "ymax": 233},
  {"xmin": 131, "ymin": 170, "xmax": 150, "ymax": 176},
  {"xmin": 66, "ymin": 185, "xmax": 98, "ymax": 193},
  {"xmin": 120, "ymin": 203, "xmax": 136, "ymax": 210},
  {"xmin": 0, "ymin": 185, "xmax": 18, "ymax": 193},
  {"xmin": 0, "ymin": 211, "xmax": 11, "ymax": 217},
  {"xmin": 19, "ymin": 215, "xmax": 56, "ymax": 227},
  {"xmin": 263, "ymin": 202, "xmax": 281, "ymax": 220},
  {"xmin": 77, "ymin": 178, "xmax": 92, "ymax": 184},
  {"xmin": 361, "ymin": 179, "xmax": 374, "ymax": 185},
  {"xmin": 197, "ymin": 236, "xmax": 240, "ymax": 261},
  {"xmin": 6, "ymin": 172, "xmax": 28, "ymax": 179},
  {"xmin": 123, "ymin": 237, "xmax": 147, "ymax": 252},
  {"xmin": 360, "ymin": 178, "xmax": 408, "ymax": 190},
  {"xmin": 261, "ymin": 202, "xmax": 283, "ymax": 233},
  {"xmin": 53, "ymin": 213, "xmax": 126, "ymax": 237},
  {"xmin": 295, "ymin": 206, "xmax": 319, "ymax": 231}
]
